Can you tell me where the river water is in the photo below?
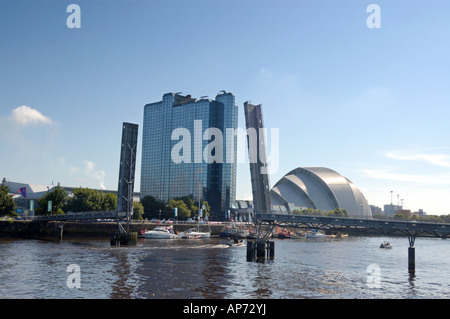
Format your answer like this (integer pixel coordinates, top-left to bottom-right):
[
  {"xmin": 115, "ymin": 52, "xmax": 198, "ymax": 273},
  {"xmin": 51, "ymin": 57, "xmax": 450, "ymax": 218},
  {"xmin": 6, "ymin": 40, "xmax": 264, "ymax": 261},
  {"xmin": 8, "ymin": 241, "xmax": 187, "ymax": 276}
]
[{"xmin": 0, "ymin": 235, "xmax": 449, "ymax": 299}]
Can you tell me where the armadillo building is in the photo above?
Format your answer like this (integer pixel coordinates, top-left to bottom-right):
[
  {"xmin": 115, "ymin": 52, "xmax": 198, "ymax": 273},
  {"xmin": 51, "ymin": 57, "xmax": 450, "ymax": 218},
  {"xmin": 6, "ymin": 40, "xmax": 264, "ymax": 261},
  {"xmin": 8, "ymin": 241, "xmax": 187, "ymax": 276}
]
[{"xmin": 270, "ymin": 167, "xmax": 372, "ymax": 218}]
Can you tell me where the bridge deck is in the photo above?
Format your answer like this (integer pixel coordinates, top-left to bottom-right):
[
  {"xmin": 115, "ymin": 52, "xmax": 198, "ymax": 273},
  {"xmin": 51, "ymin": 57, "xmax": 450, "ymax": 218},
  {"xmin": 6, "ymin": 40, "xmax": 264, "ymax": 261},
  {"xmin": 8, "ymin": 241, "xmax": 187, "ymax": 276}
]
[{"xmin": 256, "ymin": 213, "xmax": 450, "ymax": 238}]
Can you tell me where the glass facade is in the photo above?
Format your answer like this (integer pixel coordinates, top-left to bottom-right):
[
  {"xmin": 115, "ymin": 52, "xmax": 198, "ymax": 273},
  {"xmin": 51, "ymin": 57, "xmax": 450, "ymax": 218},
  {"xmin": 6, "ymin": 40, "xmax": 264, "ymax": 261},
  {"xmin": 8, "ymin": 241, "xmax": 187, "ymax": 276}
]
[{"xmin": 140, "ymin": 92, "xmax": 238, "ymax": 218}]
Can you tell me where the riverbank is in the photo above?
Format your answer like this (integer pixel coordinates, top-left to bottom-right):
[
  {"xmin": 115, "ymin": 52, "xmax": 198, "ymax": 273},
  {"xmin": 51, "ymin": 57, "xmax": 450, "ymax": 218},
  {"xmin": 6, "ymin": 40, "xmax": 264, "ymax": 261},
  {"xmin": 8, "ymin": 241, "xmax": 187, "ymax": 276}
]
[
  {"xmin": 0, "ymin": 219, "xmax": 441, "ymax": 240},
  {"xmin": 0, "ymin": 220, "xmax": 228, "ymax": 238}
]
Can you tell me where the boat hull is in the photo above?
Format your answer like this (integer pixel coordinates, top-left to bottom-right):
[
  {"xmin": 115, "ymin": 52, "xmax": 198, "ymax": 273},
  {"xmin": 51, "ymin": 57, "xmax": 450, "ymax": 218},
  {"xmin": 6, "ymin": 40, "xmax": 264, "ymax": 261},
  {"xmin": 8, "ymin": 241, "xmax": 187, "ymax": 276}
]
[{"xmin": 143, "ymin": 233, "xmax": 177, "ymax": 239}]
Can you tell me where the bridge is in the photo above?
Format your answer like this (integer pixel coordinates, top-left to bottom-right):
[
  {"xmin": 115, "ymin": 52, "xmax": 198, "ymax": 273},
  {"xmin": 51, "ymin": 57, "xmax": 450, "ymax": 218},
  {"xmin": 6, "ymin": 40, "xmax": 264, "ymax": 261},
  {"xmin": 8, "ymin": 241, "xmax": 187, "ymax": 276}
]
[
  {"xmin": 256, "ymin": 213, "xmax": 450, "ymax": 239},
  {"xmin": 32, "ymin": 211, "xmax": 127, "ymax": 222},
  {"xmin": 251, "ymin": 212, "xmax": 450, "ymax": 273}
]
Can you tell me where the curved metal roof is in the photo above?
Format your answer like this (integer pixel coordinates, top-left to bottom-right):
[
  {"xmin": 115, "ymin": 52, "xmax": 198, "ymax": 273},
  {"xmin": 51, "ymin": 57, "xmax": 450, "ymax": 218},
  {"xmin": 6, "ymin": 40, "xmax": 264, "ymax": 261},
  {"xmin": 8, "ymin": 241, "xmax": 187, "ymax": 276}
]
[{"xmin": 270, "ymin": 167, "xmax": 372, "ymax": 218}]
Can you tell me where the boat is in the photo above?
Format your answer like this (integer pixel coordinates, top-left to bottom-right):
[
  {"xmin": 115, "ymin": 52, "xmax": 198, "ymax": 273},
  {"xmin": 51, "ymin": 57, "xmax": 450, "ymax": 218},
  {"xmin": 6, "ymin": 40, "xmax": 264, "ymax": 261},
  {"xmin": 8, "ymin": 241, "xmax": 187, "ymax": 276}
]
[
  {"xmin": 380, "ymin": 241, "xmax": 392, "ymax": 249},
  {"xmin": 289, "ymin": 232, "xmax": 305, "ymax": 239},
  {"xmin": 306, "ymin": 230, "xmax": 326, "ymax": 238},
  {"xmin": 142, "ymin": 226, "xmax": 177, "ymax": 239},
  {"xmin": 219, "ymin": 224, "xmax": 249, "ymax": 238},
  {"xmin": 181, "ymin": 233, "xmax": 201, "ymax": 239},
  {"xmin": 179, "ymin": 228, "xmax": 209, "ymax": 239},
  {"xmin": 226, "ymin": 237, "xmax": 245, "ymax": 247},
  {"xmin": 277, "ymin": 229, "xmax": 291, "ymax": 239}
]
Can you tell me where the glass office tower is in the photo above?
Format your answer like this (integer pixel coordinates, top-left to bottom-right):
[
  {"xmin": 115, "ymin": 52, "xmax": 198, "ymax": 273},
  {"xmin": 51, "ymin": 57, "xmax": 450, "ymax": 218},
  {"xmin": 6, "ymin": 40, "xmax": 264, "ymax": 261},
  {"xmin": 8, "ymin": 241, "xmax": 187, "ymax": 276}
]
[{"xmin": 140, "ymin": 91, "xmax": 238, "ymax": 218}]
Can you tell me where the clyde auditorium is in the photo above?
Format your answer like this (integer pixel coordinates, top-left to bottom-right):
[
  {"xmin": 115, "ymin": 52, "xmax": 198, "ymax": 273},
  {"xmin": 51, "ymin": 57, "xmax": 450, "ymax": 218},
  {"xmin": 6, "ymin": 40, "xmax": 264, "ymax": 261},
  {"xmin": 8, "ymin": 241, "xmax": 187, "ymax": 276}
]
[{"xmin": 270, "ymin": 167, "xmax": 372, "ymax": 218}]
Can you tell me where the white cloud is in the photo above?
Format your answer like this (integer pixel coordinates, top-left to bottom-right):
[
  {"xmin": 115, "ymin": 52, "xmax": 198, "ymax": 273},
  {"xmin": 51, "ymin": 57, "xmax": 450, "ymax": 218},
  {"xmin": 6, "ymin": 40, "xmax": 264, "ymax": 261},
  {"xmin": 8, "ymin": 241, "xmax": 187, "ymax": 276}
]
[
  {"xmin": 10, "ymin": 105, "xmax": 53, "ymax": 126},
  {"xmin": 360, "ymin": 169, "xmax": 450, "ymax": 185},
  {"xmin": 386, "ymin": 149, "xmax": 450, "ymax": 168}
]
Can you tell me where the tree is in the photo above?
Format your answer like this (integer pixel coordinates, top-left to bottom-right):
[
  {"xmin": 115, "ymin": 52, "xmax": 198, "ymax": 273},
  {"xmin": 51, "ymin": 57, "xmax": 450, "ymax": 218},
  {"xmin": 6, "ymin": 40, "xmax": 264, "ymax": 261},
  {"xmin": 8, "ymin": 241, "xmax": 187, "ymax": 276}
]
[
  {"xmin": 0, "ymin": 184, "xmax": 16, "ymax": 217},
  {"xmin": 100, "ymin": 192, "xmax": 117, "ymax": 211},
  {"xmin": 64, "ymin": 188, "xmax": 116, "ymax": 212},
  {"xmin": 132, "ymin": 201, "xmax": 144, "ymax": 220},
  {"xmin": 167, "ymin": 198, "xmax": 190, "ymax": 220},
  {"xmin": 175, "ymin": 196, "xmax": 197, "ymax": 216},
  {"xmin": 36, "ymin": 186, "xmax": 68, "ymax": 215},
  {"xmin": 327, "ymin": 208, "xmax": 348, "ymax": 217},
  {"xmin": 394, "ymin": 211, "xmax": 410, "ymax": 219},
  {"xmin": 140, "ymin": 195, "xmax": 167, "ymax": 219}
]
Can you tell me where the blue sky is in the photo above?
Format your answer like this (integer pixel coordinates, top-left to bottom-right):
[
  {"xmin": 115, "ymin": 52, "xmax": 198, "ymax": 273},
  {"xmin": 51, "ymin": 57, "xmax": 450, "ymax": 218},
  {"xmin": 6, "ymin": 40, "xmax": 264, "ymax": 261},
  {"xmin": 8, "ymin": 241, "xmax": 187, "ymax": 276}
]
[{"xmin": 1, "ymin": 0, "xmax": 449, "ymax": 214}]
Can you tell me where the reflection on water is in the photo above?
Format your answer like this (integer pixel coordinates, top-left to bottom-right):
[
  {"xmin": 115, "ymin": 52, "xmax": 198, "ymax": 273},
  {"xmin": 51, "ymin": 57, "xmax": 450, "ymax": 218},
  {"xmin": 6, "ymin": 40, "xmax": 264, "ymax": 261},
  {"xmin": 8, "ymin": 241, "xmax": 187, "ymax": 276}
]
[{"xmin": 0, "ymin": 236, "xmax": 449, "ymax": 299}]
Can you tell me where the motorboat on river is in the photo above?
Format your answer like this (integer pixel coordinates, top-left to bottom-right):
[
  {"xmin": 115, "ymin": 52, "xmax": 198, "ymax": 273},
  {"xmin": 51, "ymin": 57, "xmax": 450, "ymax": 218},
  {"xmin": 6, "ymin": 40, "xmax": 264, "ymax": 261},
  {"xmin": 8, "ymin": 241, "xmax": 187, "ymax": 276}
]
[
  {"xmin": 219, "ymin": 224, "xmax": 249, "ymax": 238},
  {"xmin": 306, "ymin": 230, "xmax": 326, "ymax": 238},
  {"xmin": 226, "ymin": 237, "xmax": 245, "ymax": 247},
  {"xmin": 142, "ymin": 226, "xmax": 177, "ymax": 239},
  {"xmin": 380, "ymin": 241, "xmax": 392, "ymax": 249},
  {"xmin": 179, "ymin": 228, "xmax": 210, "ymax": 239}
]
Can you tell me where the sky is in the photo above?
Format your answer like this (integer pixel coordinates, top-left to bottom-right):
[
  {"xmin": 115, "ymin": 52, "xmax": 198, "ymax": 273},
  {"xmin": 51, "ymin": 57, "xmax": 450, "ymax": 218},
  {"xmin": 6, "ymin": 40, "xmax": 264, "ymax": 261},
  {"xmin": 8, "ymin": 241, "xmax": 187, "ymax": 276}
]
[{"xmin": 1, "ymin": 0, "xmax": 450, "ymax": 215}]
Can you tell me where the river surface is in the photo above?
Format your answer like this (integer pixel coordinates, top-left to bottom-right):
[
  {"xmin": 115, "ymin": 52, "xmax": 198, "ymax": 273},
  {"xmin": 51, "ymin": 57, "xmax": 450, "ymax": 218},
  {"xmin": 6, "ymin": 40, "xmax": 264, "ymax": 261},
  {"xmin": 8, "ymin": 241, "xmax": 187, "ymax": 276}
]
[{"xmin": 0, "ymin": 235, "xmax": 449, "ymax": 299}]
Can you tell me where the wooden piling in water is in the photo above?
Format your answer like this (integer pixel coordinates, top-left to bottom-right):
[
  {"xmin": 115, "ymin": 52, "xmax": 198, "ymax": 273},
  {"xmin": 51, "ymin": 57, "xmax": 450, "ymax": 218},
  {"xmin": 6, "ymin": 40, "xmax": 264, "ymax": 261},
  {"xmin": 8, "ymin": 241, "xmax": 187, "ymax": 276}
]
[
  {"xmin": 110, "ymin": 232, "xmax": 137, "ymax": 246},
  {"xmin": 246, "ymin": 240, "xmax": 275, "ymax": 262},
  {"xmin": 267, "ymin": 241, "xmax": 275, "ymax": 260},
  {"xmin": 246, "ymin": 240, "xmax": 255, "ymax": 261},
  {"xmin": 256, "ymin": 242, "xmax": 266, "ymax": 262}
]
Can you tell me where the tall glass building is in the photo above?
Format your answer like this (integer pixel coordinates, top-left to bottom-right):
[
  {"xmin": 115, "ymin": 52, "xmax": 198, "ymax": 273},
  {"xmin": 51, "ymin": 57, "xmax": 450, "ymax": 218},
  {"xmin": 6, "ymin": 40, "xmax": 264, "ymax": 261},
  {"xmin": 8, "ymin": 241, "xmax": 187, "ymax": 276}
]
[{"xmin": 140, "ymin": 91, "xmax": 238, "ymax": 218}]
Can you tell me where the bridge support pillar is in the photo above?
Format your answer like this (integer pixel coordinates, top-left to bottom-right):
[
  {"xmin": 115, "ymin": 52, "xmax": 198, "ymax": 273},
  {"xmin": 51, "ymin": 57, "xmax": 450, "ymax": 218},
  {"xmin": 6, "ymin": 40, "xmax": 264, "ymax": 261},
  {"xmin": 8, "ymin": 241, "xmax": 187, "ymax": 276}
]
[
  {"xmin": 256, "ymin": 242, "xmax": 266, "ymax": 262},
  {"xmin": 408, "ymin": 247, "xmax": 415, "ymax": 274},
  {"xmin": 246, "ymin": 240, "xmax": 255, "ymax": 261},
  {"xmin": 247, "ymin": 240, "xmax": 274, "ymax": 262},
  {"xmin": 408, "ymin": 232, "xmax": 416, "ymax": 274}
]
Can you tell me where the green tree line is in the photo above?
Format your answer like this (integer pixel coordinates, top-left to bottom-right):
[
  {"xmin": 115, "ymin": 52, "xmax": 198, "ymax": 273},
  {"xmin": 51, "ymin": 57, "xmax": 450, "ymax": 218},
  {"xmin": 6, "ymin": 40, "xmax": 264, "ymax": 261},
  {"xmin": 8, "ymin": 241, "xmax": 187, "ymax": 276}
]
[
  {"xmin": 291, "ymin": 208, "xmax": 348, "ymax": 217},
  {"xmin": 140, "ymin": 195, "xmax": 210, "ymax": 221},
  {"xmin": 0, "ymin": 184, "xmax": 17, "ymax": 217}
]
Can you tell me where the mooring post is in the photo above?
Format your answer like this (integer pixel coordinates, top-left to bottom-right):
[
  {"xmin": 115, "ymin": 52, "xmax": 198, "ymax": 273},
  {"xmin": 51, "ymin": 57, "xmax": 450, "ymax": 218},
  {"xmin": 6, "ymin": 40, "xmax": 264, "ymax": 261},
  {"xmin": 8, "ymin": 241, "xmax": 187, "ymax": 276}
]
[
  {"xmin": 408, "ymin": 232, "xmax": 416, "ymax": 274},
  {"xmin": 58, "ymin": 223, "xmax": 64, "ymax": 241},
  {"xmin": 256, "ymin": 241, "xmax": 266, "ymax": 262},
  {"xmin": 267, "ymin": 241, "xmax": 275, "ymax": 260},
  {"xmin": 408, "ymin": 247, "xmax": 415, "ymax": 274},
  {"xmin": 247, "ymin": 240, "xmax": 255, "ymax": 261}
]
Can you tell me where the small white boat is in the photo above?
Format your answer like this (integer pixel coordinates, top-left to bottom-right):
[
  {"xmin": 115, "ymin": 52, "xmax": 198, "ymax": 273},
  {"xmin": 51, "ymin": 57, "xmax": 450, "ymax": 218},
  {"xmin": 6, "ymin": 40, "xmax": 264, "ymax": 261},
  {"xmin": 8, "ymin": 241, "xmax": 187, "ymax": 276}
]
[
  {"xmin": 179, "ymin": 228, "xmax": 211, "ymax": 239},
  {"xmin": 226, "ymin": 238, "xmax": 245, "ymax": 247},
  {"xmin": 306, "ymin": 230, "xmax": 326, "ymax": 238},
  {"xmin": 380, "ymin": 241, "xmax": 392, "ymax": 249},
  {"xmin": 142, "ymin": 226, "xmax": 177, "ymax": 239}
]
